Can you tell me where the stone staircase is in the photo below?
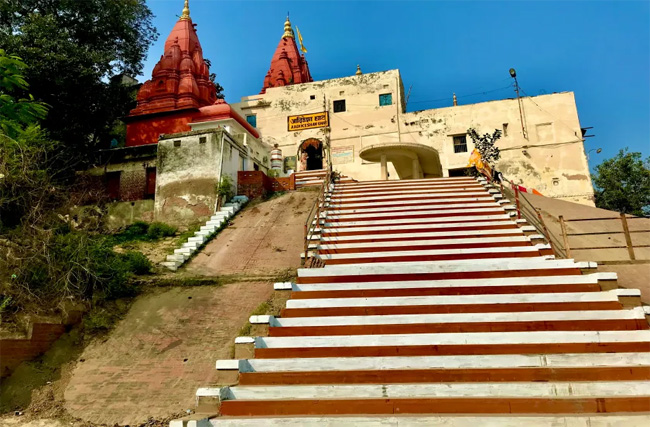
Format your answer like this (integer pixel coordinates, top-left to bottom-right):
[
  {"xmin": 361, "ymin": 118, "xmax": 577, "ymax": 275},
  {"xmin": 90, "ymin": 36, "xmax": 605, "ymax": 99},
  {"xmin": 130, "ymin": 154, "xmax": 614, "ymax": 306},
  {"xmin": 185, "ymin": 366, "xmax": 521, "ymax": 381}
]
[
  {"xmin": 161, "ymin": 196, "xmax": 248, "ymax": 271},
  {"xmin": 172, "ymin": 177, "xmax": 650, "ymax": 426},
  {"xmin": 294, "ymin": 169, "xmax": 355, "ymax": 189}
]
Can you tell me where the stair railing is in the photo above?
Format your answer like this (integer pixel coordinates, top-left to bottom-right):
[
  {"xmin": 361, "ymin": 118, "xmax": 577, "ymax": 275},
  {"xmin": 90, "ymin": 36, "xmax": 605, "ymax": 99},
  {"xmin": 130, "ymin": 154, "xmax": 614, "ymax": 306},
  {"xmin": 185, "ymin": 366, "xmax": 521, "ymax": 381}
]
[
  {"xmin": 302, "ymin": 166, "xmax": 333, "ymax": 267},
  {"xmin": 493, "ymin": 175, "xmax": 566, "ymax": 258}
]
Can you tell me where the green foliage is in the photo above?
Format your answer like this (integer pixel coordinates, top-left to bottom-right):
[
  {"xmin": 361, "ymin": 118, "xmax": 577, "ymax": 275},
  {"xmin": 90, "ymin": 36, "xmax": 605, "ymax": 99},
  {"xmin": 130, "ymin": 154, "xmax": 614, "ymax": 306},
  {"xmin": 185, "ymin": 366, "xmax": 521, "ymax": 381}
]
[
  {"xmin": 146, "ymin": 222, "xmax": 178, "ymax": 239},
  {"xmin": 14, "ymin": 229, "xmax": 143, "ymax": 304},
  {"xmin": 267, "ymin": 169, "xmax": 280, "ymax": 178},
  {"xmin": 111, "ymin": 221, "xmax": 178, "ymax": 244},
  {"xmin": 83, "ymin": 308, "xmax": 115, "ymax": 334},
  {"xmin": 121, "ymin": 250, "xmax": 152, "ymax": 275},
  {"xmin": 467, "ymin": 128, "xmax": 502, "ymax": 165},
  {"xmin": 0, "ymin": 0, "xmax": 158, "ymax": 165},
  {"xmin": 0, "ymin": 50, "xmax": 49, "ymax": 137},
  {"xmin": 217, "ymin": 175, "xmax": 235, "ymax": 203},
  {"xmin": 592, "ymin": 148, "xmax": 650, "ymax": 216}
]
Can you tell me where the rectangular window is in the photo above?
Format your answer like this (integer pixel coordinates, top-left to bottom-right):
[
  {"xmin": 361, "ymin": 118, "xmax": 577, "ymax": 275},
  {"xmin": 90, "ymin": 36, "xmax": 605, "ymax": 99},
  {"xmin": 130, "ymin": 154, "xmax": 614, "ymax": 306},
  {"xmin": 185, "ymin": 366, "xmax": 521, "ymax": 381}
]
[
  {"xmin": 246, "ymin": 114, "xmax": 257, "ymax": 128},
  {"xmin": 453, "ymin": 135, "xmax": 468, "ymax": 153},
  {"xmin": 379, "ymin": 93, "xmax": 393, "ymax": 106},
  {"xmin": 333, "ymin": 99, "xmax": 346, "ymax": 113},
  {"xmin": 199, "ymin": 136, "xmax": 207, "ymax": 144},
  {"xmin": 310, "ymin": 95, "xmax": 316, "ymax": 100},
  {"xmin": 173, "ymin": 140, "xmax": 181, "ymax": 147},
  {"xmin": 502, "ymin": 123, "xmax": 508, "ymax": 137}
]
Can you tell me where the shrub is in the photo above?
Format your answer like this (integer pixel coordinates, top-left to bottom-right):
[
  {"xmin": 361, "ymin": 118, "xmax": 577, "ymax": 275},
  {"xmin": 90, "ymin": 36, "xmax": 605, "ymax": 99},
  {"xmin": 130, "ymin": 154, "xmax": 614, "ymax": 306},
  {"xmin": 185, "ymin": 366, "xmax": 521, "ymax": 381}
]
[
  {"xmin": 121, "ymin": 251, "xmax": 152, "ymax": 275},
  {"xmin": 146, "ymin": 222, "xmax": 177, "ymax": 239}
]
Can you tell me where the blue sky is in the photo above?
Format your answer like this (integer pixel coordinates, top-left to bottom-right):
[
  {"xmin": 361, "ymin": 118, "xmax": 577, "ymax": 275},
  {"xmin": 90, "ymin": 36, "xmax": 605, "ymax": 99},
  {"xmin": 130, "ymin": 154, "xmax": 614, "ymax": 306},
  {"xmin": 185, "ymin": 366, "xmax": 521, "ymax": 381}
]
[{"xmin": 142, "ymin": 0, "xmax": 650, "ymax": 169}]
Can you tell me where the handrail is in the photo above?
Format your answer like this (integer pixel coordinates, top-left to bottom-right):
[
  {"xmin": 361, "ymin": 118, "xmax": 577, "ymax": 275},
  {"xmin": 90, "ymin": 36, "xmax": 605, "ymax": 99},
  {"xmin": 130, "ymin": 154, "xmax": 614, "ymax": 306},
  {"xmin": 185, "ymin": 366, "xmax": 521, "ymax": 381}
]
[
  {"xmin": 558, "ymin": 213, "xmax": 649, "ymax": 261},
  {"xmin": 491, "ymin": 170, "xmax": 649, "ymax": 261},
  {"xmin": 302, "ymin": 166, "xmax": 332, "ymax": 267},
  {"xmin": 499, "ymin": 177, "xmax": 566, "ymax": 258}
]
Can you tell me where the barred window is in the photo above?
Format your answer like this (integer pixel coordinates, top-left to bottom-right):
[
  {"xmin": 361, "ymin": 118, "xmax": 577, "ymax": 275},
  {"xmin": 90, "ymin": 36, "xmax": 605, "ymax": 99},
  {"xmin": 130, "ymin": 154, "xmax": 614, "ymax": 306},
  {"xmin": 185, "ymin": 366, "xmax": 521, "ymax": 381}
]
[{"xmin": 453, "ymin": 135, "xmax": 468, "ymax": 153}]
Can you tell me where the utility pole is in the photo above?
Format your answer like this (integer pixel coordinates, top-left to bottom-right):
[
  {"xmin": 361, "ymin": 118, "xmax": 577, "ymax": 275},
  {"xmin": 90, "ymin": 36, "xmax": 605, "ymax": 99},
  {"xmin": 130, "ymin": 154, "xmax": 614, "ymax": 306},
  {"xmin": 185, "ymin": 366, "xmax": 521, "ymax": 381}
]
[{"xmin": 510, "ymin": 68, "xmax": 528, "ymax": 140}]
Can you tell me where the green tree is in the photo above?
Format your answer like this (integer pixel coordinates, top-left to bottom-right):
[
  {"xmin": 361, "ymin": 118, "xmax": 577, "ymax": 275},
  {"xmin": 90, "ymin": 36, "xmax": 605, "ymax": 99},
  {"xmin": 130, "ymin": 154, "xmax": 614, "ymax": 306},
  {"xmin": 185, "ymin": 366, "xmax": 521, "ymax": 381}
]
[
  {"xmin": 0, "ymin": 0, "xmax": 158, "ymax": 166},
  {"xmin": 467, "ymin": 128, "xmax": 502, "ymax": 164},
  {"xmin": 0, "ymin": 49, "xmax": 48, "ymax": 137},
  {"xmin": 0, "ymin": 50, "xmax": 57, "ymax": 229},
  {"xmin": 592, "ymin": 149, "xmax": 650, "ymax": 217}
]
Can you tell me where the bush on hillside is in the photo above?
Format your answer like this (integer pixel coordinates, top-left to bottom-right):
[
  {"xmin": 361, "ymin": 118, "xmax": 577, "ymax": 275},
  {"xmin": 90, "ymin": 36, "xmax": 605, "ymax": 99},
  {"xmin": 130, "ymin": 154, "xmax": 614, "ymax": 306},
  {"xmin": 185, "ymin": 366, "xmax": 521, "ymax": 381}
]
[{"xmin": 146, "ymin": 222, "xmax": 177, "ymax": 239}]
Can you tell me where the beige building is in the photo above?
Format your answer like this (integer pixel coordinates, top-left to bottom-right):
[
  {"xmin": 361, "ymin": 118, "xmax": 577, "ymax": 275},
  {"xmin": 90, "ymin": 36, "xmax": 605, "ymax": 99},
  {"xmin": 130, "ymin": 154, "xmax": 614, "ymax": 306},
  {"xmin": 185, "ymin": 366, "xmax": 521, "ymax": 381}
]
[{"xmin": 232, "ymin": 69, "xmax": 595, "ymax": 205}]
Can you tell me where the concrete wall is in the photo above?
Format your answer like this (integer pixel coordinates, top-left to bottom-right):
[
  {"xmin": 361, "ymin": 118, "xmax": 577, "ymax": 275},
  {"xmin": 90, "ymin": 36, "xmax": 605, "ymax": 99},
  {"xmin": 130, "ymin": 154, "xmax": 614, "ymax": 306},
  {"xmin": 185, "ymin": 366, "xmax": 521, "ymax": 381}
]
[
  {"xmin": 401, "ymin": 92, "xmax": 594, "ymax": 205},
  {"xmin": 154, "ymin": 129, "xmax": 256, "ymax": 227},
  {"xmin": 154, "ymin": 130, "xmax": 223, "ymax": 226},
  {"xmin": 106, "ymin": 199, "xmax": 155, "ymax": 230},
  {"xmin": 233, "ymin": 70, "xmax": 404, "ymax": 181},
  {"xmin": 233, "ymin": 68, "xmax": 595, "ymax": 205}
]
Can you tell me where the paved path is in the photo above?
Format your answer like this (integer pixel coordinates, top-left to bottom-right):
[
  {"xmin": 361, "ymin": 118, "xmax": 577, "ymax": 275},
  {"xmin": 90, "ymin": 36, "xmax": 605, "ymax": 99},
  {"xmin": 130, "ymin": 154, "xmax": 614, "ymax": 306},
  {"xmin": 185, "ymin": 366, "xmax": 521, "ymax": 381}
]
[
  {"xmin": 64, "ymin": 282, "xmax": 273, "ymax": 425},
  {"xmin": 187, "ymin": 191, "xmax": 317, "ymax": 276}
]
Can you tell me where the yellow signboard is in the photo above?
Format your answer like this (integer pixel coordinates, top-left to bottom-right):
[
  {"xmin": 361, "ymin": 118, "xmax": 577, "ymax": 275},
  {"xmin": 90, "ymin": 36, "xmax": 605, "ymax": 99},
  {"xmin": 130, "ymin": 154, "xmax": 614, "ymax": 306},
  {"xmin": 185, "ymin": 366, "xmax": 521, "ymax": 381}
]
[{"xmin": 287, "ymin": 112, "xmax": 329, "ymax": 131}]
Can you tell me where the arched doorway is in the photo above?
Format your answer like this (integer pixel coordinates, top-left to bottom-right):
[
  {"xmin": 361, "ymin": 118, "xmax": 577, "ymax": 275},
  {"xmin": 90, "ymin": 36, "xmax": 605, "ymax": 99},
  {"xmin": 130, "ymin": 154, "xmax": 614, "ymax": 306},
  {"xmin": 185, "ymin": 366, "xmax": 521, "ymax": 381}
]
[{"xmin": 299, "ymin": 138, "xmax": 324, "ymax": 171}]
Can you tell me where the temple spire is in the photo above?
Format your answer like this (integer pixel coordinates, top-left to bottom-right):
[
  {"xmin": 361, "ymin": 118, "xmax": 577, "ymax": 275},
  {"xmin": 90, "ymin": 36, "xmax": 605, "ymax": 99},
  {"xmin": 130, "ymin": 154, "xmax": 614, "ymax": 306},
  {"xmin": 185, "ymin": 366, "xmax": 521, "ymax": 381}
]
[
  {"xmin": 180, "ymin": 0, "xmax": 190, "ymax": 20},
  {"xmin": 283, "ymin": 15, "xmax": 294, "ymax": 38}
]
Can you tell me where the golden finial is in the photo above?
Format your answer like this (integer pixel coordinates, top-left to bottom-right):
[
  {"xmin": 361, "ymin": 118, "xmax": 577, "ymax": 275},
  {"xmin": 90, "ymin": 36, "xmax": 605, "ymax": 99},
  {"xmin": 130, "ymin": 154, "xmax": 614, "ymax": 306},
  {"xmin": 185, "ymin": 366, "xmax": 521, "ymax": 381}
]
[
  {"xmin": 283, "ymin": 15, "xmax": 294, "ymax": 38},
  {"xmin": 180, "ymin": 0, "xmax": 190, "ymax": 20},
  {"xmin": 356, "ymin": 65, "xmax": 362, "ymax": 76}
]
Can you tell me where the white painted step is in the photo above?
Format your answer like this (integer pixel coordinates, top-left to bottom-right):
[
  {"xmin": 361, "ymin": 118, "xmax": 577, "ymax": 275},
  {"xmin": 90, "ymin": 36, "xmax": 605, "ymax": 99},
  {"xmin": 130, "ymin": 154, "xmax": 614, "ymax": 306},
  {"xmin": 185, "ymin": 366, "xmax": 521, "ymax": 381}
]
[
  {"xmin": 327, "ymin": 202, "xmax": 500, "ymax": 215},
  {"xmin": 318, "ymin": 236, "xmax": 531, "ymax": 250},
  {"xmin": 328, "ymin": 191, "xmax": 490, "ymax": 203},
  {"xmin": 326, "ymin": 196, "xmax": 495, "ymax": 210},
  {"xmin": 293, "ymin": 272, "xmax": 616, "ymax": 292},
  {"xmin": 216, "ymin": 381, "xmax": 650, "ymax": 400},
  {"xmin": 285, "ymin": 290, "xmax": 623, "ymax": 310},
  {"xmin": 297, "ymin": 258, "xmax": 590, "ymax": 279},
  {"xmin": 251, "ymin": 330, "xmax": 650, "ymax": 350},
  {"xmin": 208, "ymin": 415, "xmax": 650, "ymax": 427},
  {"xmin": 317, "ymin": 245, "xmax": 542, "ymax": 261},
  {"xmin": 320, "ymin": 228, "xmax": 526, "ymax": 243},
  {"xmin": 223, "ymin": 352, "xmax": 650, "ymax": 373},
  {"xmin": 325, "ymin": 207, "xmax": 505, "ymax": 221},
  {"xmin": 268, "ymin": 307, "xmax": 646, "ymax": 327},
  {"xmin": 331, "ymin": 185, "xmax": 486, "ymax": 198},
  {"xmin": 322, "ymin": 214, "xmax": 512, "ymax": 228}
]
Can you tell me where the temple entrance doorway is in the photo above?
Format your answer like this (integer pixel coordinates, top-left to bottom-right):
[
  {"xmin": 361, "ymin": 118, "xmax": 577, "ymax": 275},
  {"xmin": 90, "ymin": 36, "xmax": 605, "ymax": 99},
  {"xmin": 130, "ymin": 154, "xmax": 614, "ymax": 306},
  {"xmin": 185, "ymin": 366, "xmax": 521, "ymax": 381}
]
[{"xmin": 299, "ymin": 138, "xmax": 324, "ymax": 171}]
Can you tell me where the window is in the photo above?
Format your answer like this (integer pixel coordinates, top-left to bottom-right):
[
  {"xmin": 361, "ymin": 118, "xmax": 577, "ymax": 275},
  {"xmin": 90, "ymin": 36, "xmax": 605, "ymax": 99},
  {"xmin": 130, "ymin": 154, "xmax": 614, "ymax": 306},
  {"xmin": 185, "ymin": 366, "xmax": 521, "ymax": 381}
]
[
  {"xmin": 503, "ymin": 123, "xmax": 508, "ymax": 137},
  {"xmin": 310, "ymin": 95, "xmax": 316, "ymax": 100},
  {"xmin": 173, "ymin": 140, "xmax": 181, "ymax": 147},
  {"xmin": 199, "ymin": 136, "xmax": 207, "ymax": 144},
  {"xmin": 339, "ymin": 91, "xmax": 345, "ymax": 96},
  {"xmin": 379, "ymin": 93, "xmax": 392, "ymax": 106},
  {"xmin": 246, "ymin": 114, "xmax": 257, "ymax": 128},
  {"xmin": 333, "ymin": 99, "xmax": 346, "ymax": 113},
  {"xmin": 453, "ymin": 135, "xmax": 468, "ymax": 153}
]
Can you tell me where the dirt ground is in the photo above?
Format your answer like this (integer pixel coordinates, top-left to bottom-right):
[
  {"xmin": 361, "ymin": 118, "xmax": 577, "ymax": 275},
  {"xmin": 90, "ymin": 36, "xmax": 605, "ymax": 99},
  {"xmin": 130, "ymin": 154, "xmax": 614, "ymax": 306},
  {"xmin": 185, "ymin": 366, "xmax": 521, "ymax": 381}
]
[
  {"xmin": 0, "ymin": 281, "xmax": 273, "ymax": 426},
  {"xmin": 186, "ymin": 191, "xmax": 317, "ymax": 276}
]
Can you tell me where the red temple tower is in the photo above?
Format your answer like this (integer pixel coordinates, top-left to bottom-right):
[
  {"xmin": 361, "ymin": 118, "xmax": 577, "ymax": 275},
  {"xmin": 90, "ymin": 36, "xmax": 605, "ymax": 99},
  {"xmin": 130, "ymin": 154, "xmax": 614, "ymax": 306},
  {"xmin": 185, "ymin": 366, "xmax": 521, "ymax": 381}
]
[
  {"xmin": 260, "ymin": 16, "xmax": 313, "ymax": 94},
  {"xmin": 125, "ymin": 1, "xmax": 261, "ymax": 146}
]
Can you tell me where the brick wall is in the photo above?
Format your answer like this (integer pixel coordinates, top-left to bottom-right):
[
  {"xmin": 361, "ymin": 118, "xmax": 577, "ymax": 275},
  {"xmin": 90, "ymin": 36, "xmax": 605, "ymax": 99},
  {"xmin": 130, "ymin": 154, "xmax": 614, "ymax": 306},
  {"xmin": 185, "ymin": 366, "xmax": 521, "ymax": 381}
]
[
  {"xmin": 238, "ymin": 171, "xmax": 295, "ymax": 199},
  {"xmin": 1, "ymin": 323, "xmax": 66, "ymax": 377}
]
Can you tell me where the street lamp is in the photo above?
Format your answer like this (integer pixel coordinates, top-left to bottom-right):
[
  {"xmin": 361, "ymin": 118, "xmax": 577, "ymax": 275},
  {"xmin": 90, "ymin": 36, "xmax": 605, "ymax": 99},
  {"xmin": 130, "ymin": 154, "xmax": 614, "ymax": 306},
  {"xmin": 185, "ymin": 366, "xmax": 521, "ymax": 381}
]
[
  {"xmin": 509, "ymin": 68, "xmax": 528, "ymax": 140},
  {"xmin": 587, "ymin": 148, "xmax": 602, "ymax": 160}
]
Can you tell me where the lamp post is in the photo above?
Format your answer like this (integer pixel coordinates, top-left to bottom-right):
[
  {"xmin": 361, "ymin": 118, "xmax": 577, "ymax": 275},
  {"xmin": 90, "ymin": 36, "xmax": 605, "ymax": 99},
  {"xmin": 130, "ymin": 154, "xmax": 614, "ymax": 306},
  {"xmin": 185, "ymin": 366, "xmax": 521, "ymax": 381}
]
[
  {"xmin": 586, "ymin": 148, "xmax": 602, "ymax": 161},
  {"xmin": 510, "ymin": 68, "xmax": 528, "ymax": 140}
]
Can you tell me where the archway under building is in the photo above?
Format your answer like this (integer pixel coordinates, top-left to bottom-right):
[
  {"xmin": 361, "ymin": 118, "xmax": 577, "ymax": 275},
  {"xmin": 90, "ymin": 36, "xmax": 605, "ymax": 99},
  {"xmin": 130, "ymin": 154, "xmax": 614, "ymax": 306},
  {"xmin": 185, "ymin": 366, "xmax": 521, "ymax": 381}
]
[
  {"xmin": 299, "ymin": 138, "xmax": 324, "ymax": 171},
  {"xmin": 359, "ymin": 142, "xmax": 442, "ymax": 180}
]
